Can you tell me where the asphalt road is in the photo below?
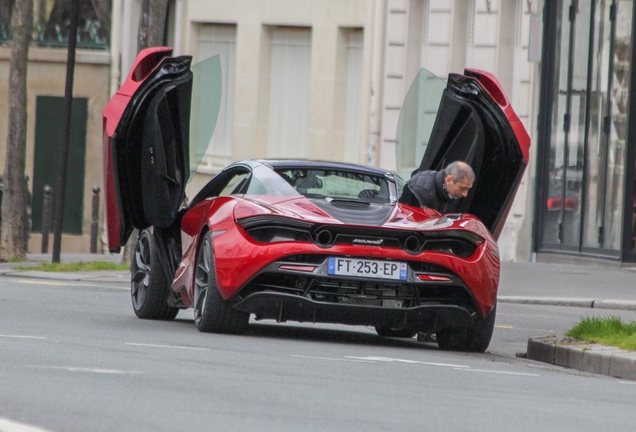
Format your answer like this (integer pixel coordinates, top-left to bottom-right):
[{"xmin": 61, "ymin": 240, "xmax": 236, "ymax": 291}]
[{"xmin": 1, "ymin": 277, "xmax": 636, "ymax": 432}]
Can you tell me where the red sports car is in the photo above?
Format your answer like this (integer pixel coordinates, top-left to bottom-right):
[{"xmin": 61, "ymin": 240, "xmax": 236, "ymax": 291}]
[{"xmin": 103, "ymin": 48, "xmax": 530, "ymax": 352}]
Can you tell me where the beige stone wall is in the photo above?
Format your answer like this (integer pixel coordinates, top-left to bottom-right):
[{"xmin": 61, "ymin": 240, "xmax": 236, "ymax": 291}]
[
  {"xmin": 180, "ymin": 0, "xmax": 376, "ymax": 168},
  {"xmin": 0, "ymin": 47, "xmax": 110, "ymax": 253}
]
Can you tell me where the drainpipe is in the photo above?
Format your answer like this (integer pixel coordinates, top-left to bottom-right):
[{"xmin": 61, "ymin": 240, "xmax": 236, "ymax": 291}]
[
  {"xmin": 368, "ymin": 0, "xmax": 386, "ymax": 167},
  {"xmin": 110, "ymin": 0, "xmax": 123, "ymax": 96},
  {"xmin": 173, "ymin": 0, "xmax": 184, "ymax": 56}
]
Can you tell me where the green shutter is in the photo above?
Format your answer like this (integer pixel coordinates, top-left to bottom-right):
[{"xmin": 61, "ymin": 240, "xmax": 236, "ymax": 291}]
[{"xmin": 32, "ymin": 96, "xmax": 87, "ymax": 235}]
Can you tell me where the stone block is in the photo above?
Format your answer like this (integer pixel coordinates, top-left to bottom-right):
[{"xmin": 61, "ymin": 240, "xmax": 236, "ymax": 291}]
[
  {"xmin": 581, "ymin": 345, "xmax": 620, "ymax": 375},
  {"xmin": 555, "ymin": 345, "xmax": 585, "ymax": 369},
  {"xmin": 527, "ymin": 338, "xmax": 556, "ymax": 365},
  {"xmin": 608, "ymin": 352, "xmax": 636, "ymax": 380},
  {"xmin": 592, "ymin": 300, "xmax": 636, "ymax": 311}
]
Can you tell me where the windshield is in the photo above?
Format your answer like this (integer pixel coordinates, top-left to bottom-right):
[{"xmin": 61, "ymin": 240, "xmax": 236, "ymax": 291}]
[{"xmin": 272, "ymin": 168, "xmax": 392, "ymax": 204}]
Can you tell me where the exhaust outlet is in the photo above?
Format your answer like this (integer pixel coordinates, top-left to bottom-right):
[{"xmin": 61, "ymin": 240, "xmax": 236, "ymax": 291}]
[
  {"xmin": 315, "ymin": 229, "xmax": 334, "ymax": 247},
  {"xmin": 403, "ymin": 235, "xmax": 421, "ymax": 254}
]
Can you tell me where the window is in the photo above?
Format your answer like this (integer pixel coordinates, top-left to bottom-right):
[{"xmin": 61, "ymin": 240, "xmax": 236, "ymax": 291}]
[
  {"xmin": 275, "ymin": 169, "xmax": 391, "ymax": 203},
  {"xmin": 197, "ymin": 24, "xmax": 237, "ymax": 171},
  {"xmin": 219, "ymin": 172, "xmax": 249, "ymax": 196},
  {"xmin": 32, "ymin": 96, "xmax": 87, "ymax": 234},
  {"xmin": 1, "ymin": 0, "xmax": 110, "ymax": 49},
  {"xmin": 344, "ymin": 30, "xmax": 364, "ymax": 163},
  {"xmin": 268, "ymin": 28, "xmax": 312, "ymax": 158}
]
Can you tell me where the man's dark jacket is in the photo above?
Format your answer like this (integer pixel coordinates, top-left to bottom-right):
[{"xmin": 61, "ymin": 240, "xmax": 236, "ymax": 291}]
[{"xmin": 399, "ymin": 169, "xmax": 462, "ymax": 213}]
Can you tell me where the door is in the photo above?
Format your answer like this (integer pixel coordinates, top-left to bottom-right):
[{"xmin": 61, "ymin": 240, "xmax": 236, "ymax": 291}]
[
  {"xmin": 539, "ymin": 0, "xmax": 632, "ymax": 254},
  {"xmin": 33, "ymin": 96, "xmax": 87, "ymax": 234},
  {"xmin": 103, "ymin": 48, "xmax": 222, "ymax": 252},
  {"xmin": 396, "ymin": 68, "xmax": 531, "ymax": 240}
]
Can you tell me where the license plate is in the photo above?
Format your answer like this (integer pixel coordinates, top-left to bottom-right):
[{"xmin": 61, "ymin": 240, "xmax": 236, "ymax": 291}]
[{"xmin": 327, "ymin": 257, "xmax": 407, "ymax": 280}]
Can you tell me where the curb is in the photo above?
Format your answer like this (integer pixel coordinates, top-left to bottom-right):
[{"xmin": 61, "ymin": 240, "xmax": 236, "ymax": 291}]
[
  {"xmin": 499, "ymin": 296, "xmax": 636, "ymax": 311},
  {"xmin": 525, "ymin": 337, "xmax": 636, "ymax": 381},
  {"xmin": 0, "ymin": 270, "xmax": 130, "ymax": 284}
]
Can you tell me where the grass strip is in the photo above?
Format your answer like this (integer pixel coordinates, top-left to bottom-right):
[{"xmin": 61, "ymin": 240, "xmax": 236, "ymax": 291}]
[
  {"xmin": 13, "ymin": 261, "xmax": 130, "ymax": 272},
  {"xmin": 565, "ymin": 316, "xmax": 636, "ymax": 351}
]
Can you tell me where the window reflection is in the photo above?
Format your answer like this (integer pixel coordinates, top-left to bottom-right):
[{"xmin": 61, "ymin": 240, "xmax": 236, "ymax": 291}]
[
  {"xmin": 606, "ymin": 1, "xmax": 635, "ymax": 252},
  {"xmin": 543, "ymin": 0, "xmax": 577, "ymax": 246},
  {"xmin": 0, "ymin": 0, "xmax": 110, "ymax": 49},
  {"xmin": 543, "ymin": 0, "xmax": 632, "ymax": 253}
]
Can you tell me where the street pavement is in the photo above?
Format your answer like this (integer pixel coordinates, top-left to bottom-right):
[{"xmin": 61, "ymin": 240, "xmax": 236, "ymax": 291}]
[{"xmin": 1, "ymin": 253, "xmax": 635, "ymax": 380}]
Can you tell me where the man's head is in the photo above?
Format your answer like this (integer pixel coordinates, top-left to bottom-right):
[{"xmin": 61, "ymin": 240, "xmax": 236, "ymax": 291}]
[{"xmin": 444, "ymin": 161, "xmax": 475, "ymax": 199}]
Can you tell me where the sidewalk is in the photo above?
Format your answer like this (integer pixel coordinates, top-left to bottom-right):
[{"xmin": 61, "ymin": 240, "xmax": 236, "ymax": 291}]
[
  {"xmin": 499, "ymin": 261, "xmax": 636, "ymax": 311},
  {"xmin": 0, "ymin": 253, "xmax": 129, "ymax": 285},
  {"xmin": 500, "ymin": 261, "xmax": 636, "ymax": 380}
]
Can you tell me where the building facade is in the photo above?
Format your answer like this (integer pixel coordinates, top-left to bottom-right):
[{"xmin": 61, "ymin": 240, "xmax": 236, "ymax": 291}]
[
  {"xmin": 8, "ymin": 0, "xmax": 635, "ymax": 265},
  {"xmin": 0, "ymin": 1, "xmax": 111, "ymax": 253}
]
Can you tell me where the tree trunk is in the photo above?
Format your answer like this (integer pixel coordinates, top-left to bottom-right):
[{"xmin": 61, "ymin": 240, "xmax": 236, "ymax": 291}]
[
  {"xmin": 137, "ymin": 0, "xmax": 169, "ymax": 51},
  {"xmin": 2, "ymin": 0, "xmax": 33, "ymax": 260}
]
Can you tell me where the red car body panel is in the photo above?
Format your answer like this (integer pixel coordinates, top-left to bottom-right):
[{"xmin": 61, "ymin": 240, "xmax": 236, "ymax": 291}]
[{"xmin": 172, "ymin": 194, "xmax": 499, "ymax": 317}]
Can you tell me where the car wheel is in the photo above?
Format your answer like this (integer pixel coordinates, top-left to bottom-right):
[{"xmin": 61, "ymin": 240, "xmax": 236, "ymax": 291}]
[
  {"xmin": 436, "ymin": 303, "xmax": 497, "ymax": 353},
  {"xmin": 375, "ymin": 325, "xmax": 417, "ymax": 339},
  {"xmin": 193, "ymin": 232, "xmax": 249, "ymax": 334},
  {"xmin": 131, "ymin": 229, "xmax": 179, "ymax": 320}
]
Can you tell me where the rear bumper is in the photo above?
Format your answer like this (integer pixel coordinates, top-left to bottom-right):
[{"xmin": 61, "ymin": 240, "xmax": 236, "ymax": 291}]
[{"xmin": 233, "ymin": 292, "xmax": 477, "ymax": 333}]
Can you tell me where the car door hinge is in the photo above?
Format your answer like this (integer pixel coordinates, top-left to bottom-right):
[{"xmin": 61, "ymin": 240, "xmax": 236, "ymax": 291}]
[
  {"xmin": 569, "ymin": 2, "xmax": 577, "ymax": 22},
  {"xmin": 603, "ymin": 115, "xmax": 611, "ymax": 136},
  {"xmin": 598, "ymin": 226, "xmax": 604, "ymax": 246},
  {"xmin": 563, "ymin": 113, "xmax": 571, "ymax": 133}
]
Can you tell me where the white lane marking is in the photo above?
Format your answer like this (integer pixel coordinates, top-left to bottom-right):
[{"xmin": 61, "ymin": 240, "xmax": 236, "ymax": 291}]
[
  {"xmin": 15, "ymin": 279, "xmax": 128, "ymax": 290},
  {"xmin": 345, "ymin": 356, "xmax": 470, "ymax": 369},
  {"xmin": 0, "ymin": 335, "xmax": 46, "ymax": 340},
  {"xmin": 497, "ymin": 312, "xmax": 553, "ymax": 318},
  {"xmin": 297, "ymin": 355, "xmax": 538, "ymax": 376},
  {"xmin": 455, "ymin": 368, "xmax": 540, "ymax": 377},
  {"xmin": 291, "ymin": 355, "xmax": 376, "ymax": 363},
  {"xmin": 25, "ymin": 366, "xmax": 138, "ymax": 374},
  {"xmin": 0, "ymin": 417, "xmax": 54, "ymax": 432},
  {"xmin": 125, "ymin": 343, "xmax": 211, "ymax": 351},
  {"xmin": 619, "ymin": 381, "xmax": 636, "ymax": 385},
  {"xmin": 494, "ymin": 322, "xmax": 554, "ymax": 332}
]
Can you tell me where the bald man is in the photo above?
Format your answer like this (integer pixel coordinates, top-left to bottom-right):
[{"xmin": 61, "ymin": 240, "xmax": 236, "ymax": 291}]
[{"xmin": 399, "ymin": 161, "xmax": 475, "ymax": 213}]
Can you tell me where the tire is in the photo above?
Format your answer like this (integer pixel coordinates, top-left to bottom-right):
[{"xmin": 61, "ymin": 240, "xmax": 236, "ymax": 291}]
[
  {"xmin": 436, "ymin": 303, "xmax": 497, "ymax": 353},
  {"xmin": 193, "ymin": 232, "xmax": 249, "ymax": 334},
  {"xmin": 131, "ymin": 229, "xmax": 179, "ymax": 320},
  {"xmin": 375, "ymin": 325, "xmax": 417, "ymax": 339}
]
